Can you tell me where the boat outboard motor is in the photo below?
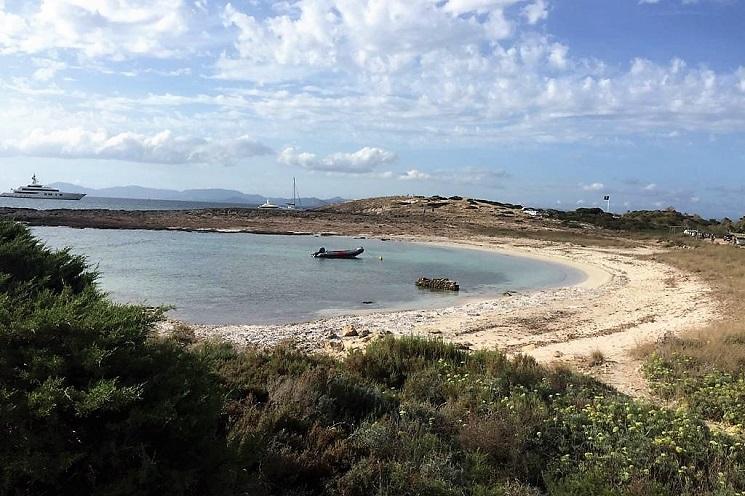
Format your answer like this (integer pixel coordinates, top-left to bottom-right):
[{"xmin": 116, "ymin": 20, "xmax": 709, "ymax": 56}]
[{"xmin": 313, "ymin": 247, "xmax": 326, "ymax": 257}]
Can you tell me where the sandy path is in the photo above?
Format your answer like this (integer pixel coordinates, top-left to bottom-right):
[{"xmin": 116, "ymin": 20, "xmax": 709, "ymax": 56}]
[{"xmin": 168, "ymin": 236, "xmax": 718, "ymax": 398}]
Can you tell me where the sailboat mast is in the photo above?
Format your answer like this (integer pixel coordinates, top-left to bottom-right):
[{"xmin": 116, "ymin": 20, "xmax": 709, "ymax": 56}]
[{"xmin": 295, "ymin": 178, "xmax": 302, "ymax": 208}]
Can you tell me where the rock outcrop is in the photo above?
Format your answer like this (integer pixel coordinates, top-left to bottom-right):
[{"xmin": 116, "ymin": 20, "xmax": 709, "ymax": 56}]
[{"xmin": 415, "ymin": 277, "xmax": 460, "ymax": 291}]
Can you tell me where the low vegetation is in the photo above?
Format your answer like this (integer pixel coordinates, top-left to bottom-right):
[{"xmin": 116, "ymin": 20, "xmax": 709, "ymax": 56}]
[
  {"xmin": 2, "ymin": 221, "xmax": 745, "ymax": 495},
  {"xmin": 544, "ymin": 207, "xmax": 741, "ymax": 233},
  {"xmin": 637, "ymin": 243, "xmax": 745, "ymax": 432}
]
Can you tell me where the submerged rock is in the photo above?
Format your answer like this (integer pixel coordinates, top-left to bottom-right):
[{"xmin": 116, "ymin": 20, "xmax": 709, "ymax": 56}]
[{"xmin": 415, "ymin": 277, "xmax": 460, "ymax": 291}]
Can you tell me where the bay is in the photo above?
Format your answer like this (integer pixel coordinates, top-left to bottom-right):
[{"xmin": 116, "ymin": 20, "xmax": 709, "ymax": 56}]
[{"xmin": 31, "ymin": 227, "xmax": 584, "ymax": 325}]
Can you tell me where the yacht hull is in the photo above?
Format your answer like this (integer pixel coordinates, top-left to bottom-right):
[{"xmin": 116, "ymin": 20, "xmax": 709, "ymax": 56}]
[{"xmin": 0, "ymin": 192, "xmax": 86, "ymax": 200}]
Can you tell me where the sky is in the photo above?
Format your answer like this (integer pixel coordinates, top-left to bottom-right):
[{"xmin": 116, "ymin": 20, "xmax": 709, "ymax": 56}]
[{"xmin": 0, "ymin": 0, "xmax": 744, "ymax": 217}]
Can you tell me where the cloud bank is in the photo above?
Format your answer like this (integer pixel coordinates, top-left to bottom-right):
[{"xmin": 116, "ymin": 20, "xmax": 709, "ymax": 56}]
[
  {"xmin": 1, "ymin": 0, "xmax": 744, "ymax": 148},
  {"xmin": 0, "ymin": 128, "xmax": 272, "ymax": 165}
]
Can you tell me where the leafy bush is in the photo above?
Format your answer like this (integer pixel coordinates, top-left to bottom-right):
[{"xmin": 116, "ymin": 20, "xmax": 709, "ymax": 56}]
[
  {"xmin": 0, "ymin": 221, "xmax": 95, "ymax": 296},
  {"xmin": 0, "ymin": 223, "xmax": 234, "ymax": 495}
]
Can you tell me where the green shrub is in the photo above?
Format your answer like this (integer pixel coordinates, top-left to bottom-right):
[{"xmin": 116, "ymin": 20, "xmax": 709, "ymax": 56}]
[
  {"xmin": 0, "ymin": 223, "xmax": 234, "ymax": 495},
  {"xmin": 0, "ymin": 221, "xmax": 95, "ymax": 296},
  {"xmin": 344, "ymin": 335, "xmax": 468, "ymax": 388}
]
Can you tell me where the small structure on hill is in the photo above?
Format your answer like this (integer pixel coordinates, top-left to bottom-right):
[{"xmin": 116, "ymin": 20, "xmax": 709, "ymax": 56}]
[{"xmin": 416, "ymin": 277, "xmax": 460, "ymax": 291}]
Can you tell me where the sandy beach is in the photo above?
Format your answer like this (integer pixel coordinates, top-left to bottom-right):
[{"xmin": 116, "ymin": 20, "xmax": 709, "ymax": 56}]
[{"xmin": 164, "ymin": 234, "xmax": 718, "ymax": 398}]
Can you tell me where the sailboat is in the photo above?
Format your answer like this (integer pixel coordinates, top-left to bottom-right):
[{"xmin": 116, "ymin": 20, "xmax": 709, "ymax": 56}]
[{"xmin": 286, "ymin": 177, "xmax": 301, "ymax": 210}]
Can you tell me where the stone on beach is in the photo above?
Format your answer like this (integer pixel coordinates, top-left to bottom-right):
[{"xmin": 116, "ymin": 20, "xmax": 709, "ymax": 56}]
[{"xmin": 342, "ymin": 325, "xmax": 359, "ymax": 337}]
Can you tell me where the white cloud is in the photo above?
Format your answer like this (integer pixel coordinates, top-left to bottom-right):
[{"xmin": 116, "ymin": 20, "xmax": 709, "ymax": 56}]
[
  {"xmin": 644, "ymin": 183, "xmax": 657, "ymax": 191},
  {"xmin": 278, "ymin": 146, "xmax": 397, "ymax": 173},
  {"xmin": 0, "ymin": 0, "xmax": 193, "ymax": 59},
  {"xmin": 0, "ymin": 128, "xmax": 272, "ymax": 165},
  {"xmin": 31, "ymin": 58, "xmax": 67, "ymax": 81},
  {"xmin": 581, "ymin": 182, "xmax": 605, "ymax": 191},
  {"xmin": 548, "ymin": 42, "xmax": 568, "ymax": 70},
  {"xmin": 399, "ymin": 169, "xmax": 431, "ymax": 180},
  {"xmin": 217, "ymin": 0, "xmax": 538, "ymax": 82},
  {"xmin": 522, "ymin": 0, "xmax": 549, "ymax": 24},
  {"xmin": 398, "ymin": 166, "xmax": 508, "ymax": 187}
]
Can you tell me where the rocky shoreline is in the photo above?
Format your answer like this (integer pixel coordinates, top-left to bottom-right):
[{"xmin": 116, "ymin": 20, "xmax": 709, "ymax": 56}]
[
  {"xmin": 160, "ymin": 283, "xmax": 596, "ymax": 354},
  {"xmin": 0, "ymin": 195, "xmax": 566, "ymax": 240}
]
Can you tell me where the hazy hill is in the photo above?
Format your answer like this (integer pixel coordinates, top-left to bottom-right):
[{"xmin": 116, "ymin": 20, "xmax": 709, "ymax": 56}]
[{"xmin": 50, "ymin": 183, "xmax": 345, "ymax": 208}]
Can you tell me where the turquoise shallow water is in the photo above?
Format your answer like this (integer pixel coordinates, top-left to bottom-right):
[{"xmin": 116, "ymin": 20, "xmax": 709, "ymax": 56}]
[{"xmin": 31, "ymin": 227, "xmax": 584, "ymax": 325}]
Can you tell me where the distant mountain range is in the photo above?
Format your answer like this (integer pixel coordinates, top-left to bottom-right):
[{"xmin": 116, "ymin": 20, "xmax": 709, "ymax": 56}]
[{"xmin": 49, "ymin": 183, "xmax": 346, "ymax": 208}]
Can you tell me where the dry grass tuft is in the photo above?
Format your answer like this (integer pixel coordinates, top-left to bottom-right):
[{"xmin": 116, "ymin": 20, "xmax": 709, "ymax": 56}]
[
  {"xmin": 169, "ymin": 322, "xmax": 196, "ymax": 345},
  {"xmin": 588, "ymin": 349, "xmax": 605, "ymax": 367}
]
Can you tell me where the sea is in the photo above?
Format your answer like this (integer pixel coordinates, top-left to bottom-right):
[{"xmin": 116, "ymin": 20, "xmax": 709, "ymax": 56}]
[
  {"xmin": 31, "ymin": 226, "xmax": 584, "ymax": 325},
  {"xmin": 0, "ymin": 195, "xmax": 263, "ymax": 211}
]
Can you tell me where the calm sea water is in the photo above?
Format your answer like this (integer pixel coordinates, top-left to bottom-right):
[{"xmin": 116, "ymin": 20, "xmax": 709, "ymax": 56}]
[
  {"xmin": 0, "ymin": 196, "xmax": 261, "ymax": 211},
  {"xmin": 31, "ymin": 227, "xmax": 584, "ymax": 325}
]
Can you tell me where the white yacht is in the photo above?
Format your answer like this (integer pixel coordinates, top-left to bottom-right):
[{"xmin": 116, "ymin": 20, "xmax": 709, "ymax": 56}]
[
  {"xmin": 257, "ymin": 199, "xmax": 279, "ymax": 209},
  {"xmin": 1, "ymin": 175, "xmax": 86, "ymax": 200}
]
